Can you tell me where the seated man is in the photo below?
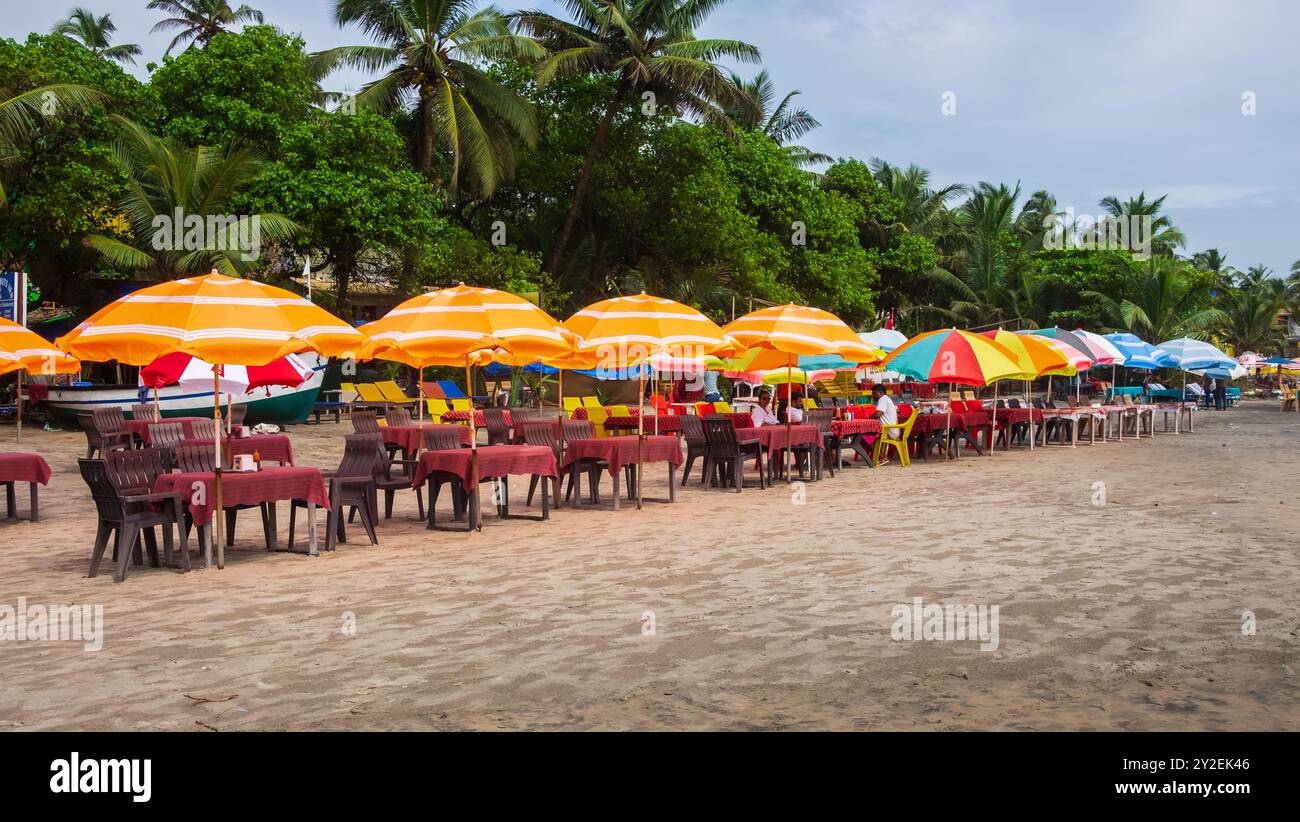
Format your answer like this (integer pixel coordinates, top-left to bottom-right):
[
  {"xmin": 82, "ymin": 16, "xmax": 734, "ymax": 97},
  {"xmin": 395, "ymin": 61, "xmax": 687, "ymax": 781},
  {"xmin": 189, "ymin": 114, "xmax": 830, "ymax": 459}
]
[
  {"xmin": 750, "ymin": 389, "xmax": 781, "ymax": 427},
  {"xmin": 868, "ymin": 384, "xmax": 899, "ymax": 437}
]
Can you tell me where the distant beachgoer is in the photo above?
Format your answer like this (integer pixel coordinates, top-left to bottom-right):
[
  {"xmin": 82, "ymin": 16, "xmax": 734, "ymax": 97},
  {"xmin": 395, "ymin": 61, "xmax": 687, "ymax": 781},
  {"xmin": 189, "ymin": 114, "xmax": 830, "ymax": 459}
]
[{"xmin": 701, "ymin": 369, "xmax": 722, "ymax": 403}]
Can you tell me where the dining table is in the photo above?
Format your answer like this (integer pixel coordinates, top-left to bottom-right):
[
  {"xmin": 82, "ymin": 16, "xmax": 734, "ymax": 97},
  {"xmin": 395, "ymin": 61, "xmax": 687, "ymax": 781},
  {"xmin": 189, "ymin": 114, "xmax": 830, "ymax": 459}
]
[
  {"xmin": 176, "ymin": 434, "xmax": 295, "ymax": 465},
  {"xmin": 602, "ymin": 414, "xmax": 683, "ymax": 434},
  {"xmin": 733, "ymin": 424, "xmax": 822, "ymax": 479},
  {"xmin": 383, "ymin": 423, "xmax": 473, "ymax": 456},
  {"xmin": 411, "ymin": 444, "xmax": 558, "ymax": 531},
  {"xmin": 829, "ymin": 418, "xmax": 881, "ymax": 467},
  {"xmin": 153, "ymin": 465, "xmax": 330, "ymax": 564},
  {"xmin": 561, "ymin": 435, "xmax": 682, "ymax": 510},
  {"xmin": 439, "ymin": 409, "xmax": 511, "ymax": 428},
  {"xmin": 125, "ymin": 416, "xmax": 210, "ymax": 445},
  {"xmin": 0, "ymin": 452, "xmax": 51, "ymax": 522}
]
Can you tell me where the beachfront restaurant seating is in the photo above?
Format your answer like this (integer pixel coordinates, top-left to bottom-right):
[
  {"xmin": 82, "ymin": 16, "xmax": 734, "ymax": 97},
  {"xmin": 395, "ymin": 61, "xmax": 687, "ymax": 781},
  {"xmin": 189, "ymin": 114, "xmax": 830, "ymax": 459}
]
[
  {"xmin": 79, "ymin": 454, "xmax": 187, "ymax": 583},
  {"xmin": 80, "ymin": 412, "xmax": 131, "ymax": 460},
  {"xmin": 873, "ymin": 404, "xmax": 918, "ymax": 467}
]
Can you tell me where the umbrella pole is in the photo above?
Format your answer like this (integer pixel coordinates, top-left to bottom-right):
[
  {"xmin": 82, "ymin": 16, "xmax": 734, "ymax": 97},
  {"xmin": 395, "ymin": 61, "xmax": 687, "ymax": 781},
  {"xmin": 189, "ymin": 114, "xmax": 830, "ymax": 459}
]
[
  {"xmin": 637, "ymin": 364, "xmax": 645, "ymax": 510},
  {"xmin": 15, "ymin": 370, "xmax": 21, "ymax": 444},
  {"xmin": 785, "ymin": 361, "xmax": 794, "ymax": 482},
  {"xmin": 418, "ymin": 366, "xmax": 424, "ymax": 422},
  {"xmin": 1028, "ymin": 380, "xmax": 1034, "ymax": 451},
  {"xmin": 153, "ymin": 386, "xmax": 160, "ymax": 421},
  {"xmin": 466, "ymin": 361, "xmax": 479, "ymax": 532},
  {"xmin": 945, "ymin": 382, "xmax": 953, "ymax": 461},
  {"xmin": 990, "ymin": 381, "xmax": 997, "ymax": 456},
  {"xmin": 212, "ymin": 366, "xmax": 225, "ymax": 570}
]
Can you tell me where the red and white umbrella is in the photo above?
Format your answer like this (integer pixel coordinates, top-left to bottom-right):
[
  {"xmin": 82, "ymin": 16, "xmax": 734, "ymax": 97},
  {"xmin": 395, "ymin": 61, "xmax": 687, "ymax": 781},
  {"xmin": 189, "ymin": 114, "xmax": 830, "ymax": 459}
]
[{"xmin": 140, "ymin": 352, "xmax": 314, "ymax": 395}]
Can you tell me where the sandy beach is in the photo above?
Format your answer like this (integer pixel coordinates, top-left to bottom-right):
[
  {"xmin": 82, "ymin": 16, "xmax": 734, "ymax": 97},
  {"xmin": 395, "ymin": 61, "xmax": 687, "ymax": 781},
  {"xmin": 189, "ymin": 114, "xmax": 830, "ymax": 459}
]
[{"xmin": 1, "ymin": 402, "xmax": 1297, "ymax": 731}]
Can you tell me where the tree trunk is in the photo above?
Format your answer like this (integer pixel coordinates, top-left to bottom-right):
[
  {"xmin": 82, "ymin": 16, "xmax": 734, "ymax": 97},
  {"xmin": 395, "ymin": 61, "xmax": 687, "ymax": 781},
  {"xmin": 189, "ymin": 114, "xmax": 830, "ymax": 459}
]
[
  {"xmin": 546, "ymin": 81, "xmax": 629, "ymax": 275},
  {"xmin": 333, "ymin": 251, "xmax": 355, "ymax": 320},
  {"xmin": 419, "ymin": 86, "xmax": 436, "ymax": 180}
]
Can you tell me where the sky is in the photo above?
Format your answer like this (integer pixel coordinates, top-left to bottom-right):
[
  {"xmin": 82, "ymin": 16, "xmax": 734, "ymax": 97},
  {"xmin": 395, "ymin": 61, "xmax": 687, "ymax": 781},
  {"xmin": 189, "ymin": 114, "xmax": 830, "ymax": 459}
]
[{"xmin": 5, "ymin": 0, "xmax": 1298, "ymax": 276}]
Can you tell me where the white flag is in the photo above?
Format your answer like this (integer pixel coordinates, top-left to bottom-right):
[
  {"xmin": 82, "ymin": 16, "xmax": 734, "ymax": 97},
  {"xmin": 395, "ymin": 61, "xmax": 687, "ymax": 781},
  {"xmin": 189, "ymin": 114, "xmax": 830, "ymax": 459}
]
[{"xmin": 303, "ymin": 257, "xmax": 312, "ymax": 301}]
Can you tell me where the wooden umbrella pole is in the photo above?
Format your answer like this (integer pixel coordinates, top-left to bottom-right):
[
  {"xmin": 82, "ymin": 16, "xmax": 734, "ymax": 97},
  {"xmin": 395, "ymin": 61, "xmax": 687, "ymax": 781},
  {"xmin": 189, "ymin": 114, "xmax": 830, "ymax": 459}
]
[
  {"xmin": 212, "ymin": 366, "xmax": 225, "ymax": 570},
  {"xmin": 637, "ymin": 360, "xmax": 645, "ymax": 510},
  {"xmin": 1028, "ymin": 380, "xmax": 1035, "ymax": 451},
  {"xmin": 945, "ymin": 382, "xmax": 953, "ymax": 460},
  {"xmin": 989, "ymin": 380, "xmax": 998, "ymax": 456},
  {"xmin": 153, "ymin": 386, "xmax": 160, "ymax": 421},
  {"xmin": 785, "ymin": 361, "xmax": 794, "ymax": 482},
  {"xmin": 418, "ymin": 366, "xmax": 425, "ymax": 421},
  {"xmin": 15, "ymin": 370, "xmax": 22, "ymax": 444},
  {"xmin": 466, "ymin": 360, "xmax": 480, "ymax": 532}
]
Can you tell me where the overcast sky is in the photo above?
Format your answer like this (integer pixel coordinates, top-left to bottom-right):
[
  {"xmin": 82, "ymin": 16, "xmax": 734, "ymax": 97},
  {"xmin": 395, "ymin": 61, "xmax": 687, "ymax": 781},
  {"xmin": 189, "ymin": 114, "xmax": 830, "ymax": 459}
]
[{"xmin": 5, "ymin": 0, "xmax": 1297, "ymax": 275}]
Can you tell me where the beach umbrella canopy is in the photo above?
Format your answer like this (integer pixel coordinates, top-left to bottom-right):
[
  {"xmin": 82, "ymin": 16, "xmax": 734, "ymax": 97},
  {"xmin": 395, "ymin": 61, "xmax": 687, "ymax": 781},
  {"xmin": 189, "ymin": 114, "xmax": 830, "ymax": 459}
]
[
  {"xmin": 880, "ymin": 329, "xmax": 1024, "ymax": 386},
  {"xmin": 365, "ymin": 284, "xmax": 572, "ymax": 367},
  {"xmin": 55, "ymin": 272, "xmax": 365, "ymax": 366},
  {"xmin": 1021, "ymin": 327, "xmax": 1100, "ymax": 367},
  {"xmin": 981, "ymin": 329, "xmax": 1073, "ymax": 379},
  {"xmin": 723, "ymin": 304, "xmax": 878, "ymax": 361},
  {"xmin": 757, "ymin": 367, "xmax": 835, "ymax": 386},
  {"xmin": 859, "ymin": 328, "xmax": 909, "ymax": 353},
  {"xmin": 140, "ymin": 351, "xmax": 314, "ymax": 394},
  {"xmin": 1104, "ymin": 332, "xmax": 1170, "ymax": 370},
  {"xmin": 1194, "ymin": 363, "xmax": 1248, "ymax": 380},
  {"xmin": 1071, "ymin": 329, "xmax": 1125, "ymax": 365},
  {"xmin": 0, "ymin": 317, "xmax": 80, "ymax": 377},
  {"xmin": 563, "ymin": 292, "xmax": 736, "ymax": 357},
  {"xmin": 1025, "ymin": 335, "xmax": 1093, "ymax": 372},
  {"xmin": 1154, "ymin": 337, "xmax": 1236, "ymax": 372}
]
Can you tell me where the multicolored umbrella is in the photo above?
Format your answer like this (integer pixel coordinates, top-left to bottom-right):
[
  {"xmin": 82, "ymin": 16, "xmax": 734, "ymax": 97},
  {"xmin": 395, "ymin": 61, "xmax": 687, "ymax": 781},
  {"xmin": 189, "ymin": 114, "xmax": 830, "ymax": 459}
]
[
  {"xmin": 1022, "ymin": 327, "xmax": 1101, "ymax": 367},
  {"xmin": 982, "ymin": 329, "xmax": 1072, "ymax": 451},
  {"xmin": 880, "ymin": 329, "xmax": 1023, "ymax": 385},
  {"xmin": 1071, "ymin": 329, "xmax": 1126, "ymax": 365},
  {"xmin": 139, "ymin": 351, "xmax": 314, "ymax": 429},
  {"xmin": 1, "ymin": 317, "xmax": 80, "ymax": 442}
]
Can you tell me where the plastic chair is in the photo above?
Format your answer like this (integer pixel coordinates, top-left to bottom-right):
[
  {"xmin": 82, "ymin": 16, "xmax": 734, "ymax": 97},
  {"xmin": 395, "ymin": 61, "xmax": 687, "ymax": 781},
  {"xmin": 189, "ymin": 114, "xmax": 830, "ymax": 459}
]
[
  {"xmin": 426, "ymin": 398, "xmax": 449, "ymax": 423},
  {"xmin": 584, "ymin": 406, "xmax": 609, "ymax": 437},
  {"xmin": 563, "ymin": 397, "xmax": 582, "ymax": 416},
  {"xmin": 606, "ymin": 404, "xmax": 631, "ymax": 417},
  {"xmin": 713, "ymin": 401, "xmax": 733, "ymax": 414},
  {"xmin": 376, "ymin": 380, "xmax": 419, "ymax": 405},
  {"xmin": 450, "ymin": 398, "xmax": 472, "ymax": 412},
  {"xmin": 873, "ymin": 405, "xmax": 918, "ymax": 467},
  {"xmin": 581, "ymin": 396, "xmax": 602, "ymax": 409}
]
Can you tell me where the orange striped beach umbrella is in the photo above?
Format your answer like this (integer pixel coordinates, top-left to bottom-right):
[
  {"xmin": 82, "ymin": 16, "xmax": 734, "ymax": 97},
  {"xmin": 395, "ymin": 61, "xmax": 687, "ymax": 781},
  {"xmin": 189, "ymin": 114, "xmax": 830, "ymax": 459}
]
[
  {"xmin": 362, "ymin": 284, "xmax": 574, "ymax": 530},
  {"xmin": 1, "ymin": 317, "xmax": 80, "ymax": 442},
  {"xmin": 56, "ymin": 271, "xmax": 366, "ymax": 567}
]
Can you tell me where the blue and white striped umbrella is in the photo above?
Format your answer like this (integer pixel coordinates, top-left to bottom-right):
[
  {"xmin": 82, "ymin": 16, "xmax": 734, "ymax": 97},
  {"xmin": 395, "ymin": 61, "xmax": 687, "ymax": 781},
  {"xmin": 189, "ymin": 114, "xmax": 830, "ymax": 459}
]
[
  {"xmin": 1104, "ymin": 332, "xmax": 1170, "ymax": 370},
  {"xmin": 1155, "ymin": 337, "xmax": 1236, "ymax": 372}
]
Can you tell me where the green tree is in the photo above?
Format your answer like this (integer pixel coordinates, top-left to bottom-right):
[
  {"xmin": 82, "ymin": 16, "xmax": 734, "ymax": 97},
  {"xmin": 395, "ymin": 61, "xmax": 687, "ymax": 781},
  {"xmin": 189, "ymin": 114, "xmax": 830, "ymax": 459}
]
[
  {"xmin": 1098, "ymin": 192, "xmax": 1185, "ymax": 255},
  {"xmin": 313, "ymin": 0, "xmax": 543, "ymax": 196},
  {"xmin": 513, "ymin": 0, "xmax": 759, "ymax": 274},
  {"xmin": 725, "ymin": 69, "xmax": 828, "ymax": 166},
  {"xmin": 1083, "ymin": 257, "xmax": 1222, "ymax": 342},
  {"xmin": 150, "ymin": 25, "xmax": 316, "ymax": 153},
  {"xmin": 85, "ymin": 117, "xmax": 299, "ymax": 277},
  {"xmin": 148, "ymin": 0, "xmax": 264, "ymax": 55},
  {"xmin": 51, "ymin": 8, "xmax": 142, "ymax": 65}
]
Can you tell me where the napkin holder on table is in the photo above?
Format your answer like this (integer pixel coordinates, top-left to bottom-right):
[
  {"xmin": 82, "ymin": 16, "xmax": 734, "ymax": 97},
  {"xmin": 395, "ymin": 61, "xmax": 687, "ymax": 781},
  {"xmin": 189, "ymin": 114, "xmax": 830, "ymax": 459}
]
[{"xmin": 231, "ymin": 454, "xmax": 259, "ymax": 473}]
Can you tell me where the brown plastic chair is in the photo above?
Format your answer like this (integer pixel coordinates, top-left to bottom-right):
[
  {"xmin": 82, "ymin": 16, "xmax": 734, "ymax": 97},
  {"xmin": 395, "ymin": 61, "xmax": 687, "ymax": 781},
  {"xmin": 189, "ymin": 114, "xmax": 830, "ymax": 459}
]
[
  {"xmin": 559, "ymin": 419, "xmax": 605, "ymax": 504},
  {"xmin": 703, "ymin": 418, "xmax": 765, "ymax": 491},
  {"xmin": 130, "ymin": 402, "xmax": 159, "ymax": 422},
  {"xmin": 148, "ymin": 422, "xmax": 186, "ymax": 470},
  {"xmin": 288, "ymin": 434, "xmax": 379, "ymax": 552},
  {"xmin": 190, "ymin": 419, "xmax": 216, "ymax": 442},
  {"xmin": 352, "ymin": 409, "xmax": 381, "ymax": 435},
  {"xmin": 228, "ymin": 405, "xmax": 248, "ymax": 427},
  {"xmin": 678, "ymin": 415, "xmax": 710, "ymax": 485},
  {"xmin": 90, "ymin": 408, "xmax": 133, "ymax": 454},
  {"xmin": 520, "ymin": 421, "xmax": 562, "ymax": 507},
  {"xmin": 80, "ymin": 456, "xmax": 187, "ymax": 582},
  {"xmin": 483, "ymin": 408, "xmax": 511, "ymax": 446},
  {"xmin": 384, "ymin": 407, "xmax": 412, "ymax": 427}
]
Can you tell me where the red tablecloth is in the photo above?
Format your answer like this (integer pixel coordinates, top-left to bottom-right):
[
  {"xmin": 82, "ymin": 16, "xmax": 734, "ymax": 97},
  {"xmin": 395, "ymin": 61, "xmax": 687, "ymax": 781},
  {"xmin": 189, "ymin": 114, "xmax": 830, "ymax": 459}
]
[
  {"xmin": 153, "ymin": 466, "xmax": 328, "ymax": 527},
  {"xmin": 734, "ymin": 425, "xmax": 821, "ymax": 451},
  {"xmin": 831, "ymin": 418, "xmax": 881, "ymax": 437},
  {"xmin": 439, "ymin": 410, "xmax": 511, "ymax": 428},
  {"xmin": 603, "ymin": 414, "xmax": 683, "ymax": 433},
  {"xmin": 909, "ymin": 413, "xmax": 958, "ymax": 435},
  {"xmin": 177, "ymin": 434, "xmax": 295, "ymax": 465},
  {"xmin": 383, "ymin": 423, "xmax": 473, "ymax": 453},
  {"xmin": 995, "ymin": 408, "xmax": 1044, "ymax": 425},
  {"xmin": 562, "ymin": 435, "xmax": 682, "ymax": 477},
  {"xmin": 0, "ymin": 453, "xmax": 51, "ymax": 485},
  {"xmin": 412, "ymin": 445, "xmax": 558, "ymax": 492},
  {"xmin": 125, "ymin": 416, "xmax": 210, "ymax": 444}
]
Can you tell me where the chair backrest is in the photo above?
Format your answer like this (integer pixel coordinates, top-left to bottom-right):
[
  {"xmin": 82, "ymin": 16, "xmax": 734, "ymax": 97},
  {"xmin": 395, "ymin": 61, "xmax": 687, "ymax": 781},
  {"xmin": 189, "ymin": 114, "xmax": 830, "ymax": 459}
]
[
  {"xmin": 130, "ymin": 402, "xmax": 158, "ymax": 422},
  {"xmin": 421, "ymin": 428, "xmax": 466, "ymax": 452},
  {"xmin": 229, "ymin": 405, "xmax": 248, "ymax": 426},
  {"xmin": 562, "ymin": 419, "xmax": 595, "ymax": 441},
  {"xmin": 562, "ymin": 397, "xmax": 582, "ymax": 414},
  {"xmin": 427, "ymin": 398, "xmax": 450, "ymax": 419},
  {"xmin": 507, "ymin": 406, "xmax": 534, "ymax": 423},
  {"xmin": 174, "ymin": 444, "xmax": 218, "ymax": 473},
  {"xmin": 355, "ymin": 384, "xmax": 386, "ymax": 403},
  {"xmin": 996, "ymin": 399, "xmax": 1007, "ymax": 409},
  {"xmin": 649, "ymin": 395, "xmax": 671, "ymax": 415},
  {"xmin": 584, "ymin": 407, "xmax": 609, "ymax": 424},
  {"xmin": 702, "ymin": 418, "xmax": 739, "ymax": 449},
  {"xmin": 352, "ymin": 409, "xmax": 381, "ymax": 434},
  {"xmin": 696, "ymin": 402, "xmax": 716, "ymax": 416},
  {"xmin": 1008, "ymin": 398, "xmax": 1022, "ymax": 408},
  {"xmin": 78, "ymin": 413, "xmax": 102, "ymax": 445},
  {"xmin": 376, "ymin": 380, "xmax": 410, "ymax": 401},
  {"xmin": 679, "ymin": 414, "xmax": 706, "ymax": 445},
  {"xmin": 340, "ymin": 433, "xmax": 384, "ymax": 479},
  {"xmin": 385, "ymin": 407, "xmax": 412, "ymax": 427},
  {"xmin": 520, "ymin": 421, "xmax": 560, "ymax": 456},
  {"xmin": 581, "ymin": 396, "xmax": 601, "ymax": 408},
  {"xmin": 92, "ymin": 407, "xmax": 125, "ymax": 436},
  {"xmin": 78, "ymin": 458, "xmax": 123, "ymax": 519},
  {"xmin": 107, "ymin": 448, "xmax": 168, "ymax": 492},
  {"xmin": 606, "ymin": 404, "xmax": 630, "ymax": 417},
  {"xmin": 436, "ymin": 379, "xmax": 467, "ymax": 400},
  {"xmin": 806, "ymin": 408, "xmax": 833, "ymax": 434},
  {"xmin": 713, "ymin": 401, "xmax": 733, "ymax": 414},
  {"xmin": 962, "ymin": 390, "xmax": 977, "ymax": 401},
  {"xmin": 964, "ymin": 400, "xmax": 985, "ymax": 413},
  {"xmin": 483, "ymin": 408, "xmax": 510, "ymax": 439},
  {"xmin": 191, "ymin": 419, "xmax": 216, "ymax": 441},
  {"xmin": 148, "ymin": 422, "xmax": 186, "ymax": 450},
  {"xmin": 450, "ymin": 398, "xmax": 472, "ymax": 412}
]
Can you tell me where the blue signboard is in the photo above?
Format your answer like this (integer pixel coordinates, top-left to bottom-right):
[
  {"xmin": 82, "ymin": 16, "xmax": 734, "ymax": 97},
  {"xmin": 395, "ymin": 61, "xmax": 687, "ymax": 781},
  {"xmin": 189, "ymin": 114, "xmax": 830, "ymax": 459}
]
[{"xmin": 0, "ymin": 271, "xmax": 23, "ymax": 323}]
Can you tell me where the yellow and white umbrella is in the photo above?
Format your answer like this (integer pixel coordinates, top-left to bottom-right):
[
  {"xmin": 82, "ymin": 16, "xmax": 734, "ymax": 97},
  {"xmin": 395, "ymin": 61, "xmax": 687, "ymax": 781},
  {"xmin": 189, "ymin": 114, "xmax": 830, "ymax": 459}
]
[{"xmin": 1, "ymin": 317, "xmax": 80, "ymax": 442}]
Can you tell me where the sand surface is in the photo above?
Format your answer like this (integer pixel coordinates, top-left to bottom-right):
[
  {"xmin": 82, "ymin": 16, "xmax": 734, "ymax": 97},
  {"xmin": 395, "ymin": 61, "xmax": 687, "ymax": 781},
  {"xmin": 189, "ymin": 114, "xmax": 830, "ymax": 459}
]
[{"xmin": 1, "ymin": 402, "xmax": 1297, "ymax": 731}]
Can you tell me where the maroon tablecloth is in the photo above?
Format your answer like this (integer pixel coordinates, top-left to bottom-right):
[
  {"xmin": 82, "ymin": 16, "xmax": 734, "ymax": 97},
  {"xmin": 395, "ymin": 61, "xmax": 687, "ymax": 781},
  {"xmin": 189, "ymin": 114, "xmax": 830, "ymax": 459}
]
[
  {"xmin": 831, "ymin": 419, "xmax": 881, "ymax": 437},
  {"xmin": 153, "ymin": 466, "xmax": 328, "ymax": 527},
  {"xmin": 562, "ymin": 435, "xmax": 682, "ymax": 477},
  {"xmin": 0, "ymin": 453, "xmax": 51, "ymax": 485},
  {"xmin": 177, "ymin": 434, "xmax": 295, "ymax": 465},
  {"xmin": 734, "ymin": 425, "xmax": 821, "ymax": 451},
  {"xmin": 910, "ymin": 413, "xmax": 957, "ymax": 435},
  {"xmin": 603, "ymin": 414, "xmax": 683, "ymax": 433},
  {"xmin": 383, "ymin": 423, "xmax": 473, "ymax": 453},
  {"xmin": 439, "ymin": 410, "xmax": 511, "ymax": 428},
  {"xmin": 125, "ymin": 416, "xmax": 209, "ymax": 444},
  {"xmin": 412, "ymin": 445, "xmax": 558, "ymax": 492},
  {"xmin": 995, "ymin": 408, "xmax": 1044, "ymax": 425}
]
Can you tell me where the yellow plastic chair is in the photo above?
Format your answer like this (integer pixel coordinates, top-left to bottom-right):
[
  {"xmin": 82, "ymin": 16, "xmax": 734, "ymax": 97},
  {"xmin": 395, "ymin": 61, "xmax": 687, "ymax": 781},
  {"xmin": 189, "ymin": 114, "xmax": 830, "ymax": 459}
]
[
  {"xmin": 451, "ymin": 398, "xmax": 472, "ymax": 412},
  {"xmin": 802, "ymin": 398, "xmax": 817, "ymax": 411},
  {"xmin": 376, "ymin": 380, "xmax": 418, "ymax": 405},
  {"xmin": 873, "ymin": 411, "xmax": 918, "ymax": 467},
  {"xmin": 1281, "ymin": 385, "xmax": 1297, "ymax": 412},
  {"xmin": 584, "ymin": 406, "xmax": 609, "ymax": 437},
  {"xmin": 563, "ymin": 397, "xmax": 582, "ymax": 416},
  {"xmin": 713, "ymin": 401, "xmax": 733, "ymax": 413},
  {"xmin": 427, "ymin": 398, "xmax": 449, "ymax": 423},
  {"xmin": 582, "ymin": 396, "xmax": 601, "ymax": 409},
  {"xmin": 606, "ymin": 404, "xmax": 631, "ymax": 417}
]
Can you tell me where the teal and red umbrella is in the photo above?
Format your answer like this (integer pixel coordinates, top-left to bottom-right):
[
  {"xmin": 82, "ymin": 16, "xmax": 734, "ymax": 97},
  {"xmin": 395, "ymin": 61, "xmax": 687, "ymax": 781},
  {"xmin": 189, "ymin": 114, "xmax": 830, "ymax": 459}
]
[{"xmin": 880, "ymin": 329, "xmax": 1023, "ymax": 386}]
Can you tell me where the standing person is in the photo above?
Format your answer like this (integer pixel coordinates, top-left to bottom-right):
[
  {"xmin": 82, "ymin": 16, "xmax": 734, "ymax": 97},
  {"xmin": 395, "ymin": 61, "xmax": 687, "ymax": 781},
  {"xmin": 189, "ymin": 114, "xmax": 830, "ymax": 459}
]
[
  {"xmin": 701, "ymin": 369, "xmax": 722, "ymax": 403},
  {"xmin": 1214, "ymin": 379, "xmax": 1228, "ymax": 411}
]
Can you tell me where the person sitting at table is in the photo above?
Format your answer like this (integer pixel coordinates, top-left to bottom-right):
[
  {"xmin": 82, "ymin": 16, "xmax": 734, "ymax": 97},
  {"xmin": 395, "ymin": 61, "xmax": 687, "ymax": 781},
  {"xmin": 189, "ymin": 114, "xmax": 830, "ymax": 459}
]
[
  {"xmin": 751, "ymin": 389, "xmax": 781, "ymax": 427},
  {"xmin": 867, "ymin": 384, "xmax": 899, "ymax": 437}
]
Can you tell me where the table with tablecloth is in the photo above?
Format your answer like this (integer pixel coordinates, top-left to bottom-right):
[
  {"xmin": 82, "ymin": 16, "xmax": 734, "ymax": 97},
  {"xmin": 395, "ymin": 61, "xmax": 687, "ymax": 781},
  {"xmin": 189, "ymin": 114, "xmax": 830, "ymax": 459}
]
[
  {"xmin": 439, "ymin": 409, "xmax": 512, "ymax": 428},
  {"xmin": 602, "ymin": 414, "xmax": 683, "ymax": 434},
  {"xmin": 562, "ymin": 435, "xmax": 681, "ymax": 509},
  {"xmin": 0, "ymin": 452, "xmax": 51, "ymax": 521},
  {"xmin": 994, "ymin": 407, "xmax": 1043, "ymax": 448},
  {"xmin": 959, "ymin": 410, "xmax": 994, "ymax": 451},
  {"xmin": 153, "ymin": 466, "xmax": 330, "ymax": 562},
  {"xmin": 382, "ymin": 423, "xmax": 473, "ymax": 456},
  {"xmin": 908, "ymin": 412, "xmax": 964, "ymax": 459},
  {"xmin": 512, "ymin": 417, "xmax": 563, "ymax": 444},
  {"xmin": 125, "ymin": 416, "xmax": 210, "ymax": 444},
  {"xmin": 177, "ymin": 434, "xmax": 295, "ymax": 465},
  {"xmin": 828, "ymin": 418, "xmax": 881, "ymax": 466},
  {"xmin": 412, "ymin": 444, "xmax": 558, "ymax": 529}
]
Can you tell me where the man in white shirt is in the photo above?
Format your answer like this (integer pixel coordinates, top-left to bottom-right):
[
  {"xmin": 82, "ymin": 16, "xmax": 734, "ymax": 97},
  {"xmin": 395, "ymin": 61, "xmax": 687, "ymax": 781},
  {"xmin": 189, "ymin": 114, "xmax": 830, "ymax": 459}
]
[{"xmin": 869, "ymin": 384, "xmax": 899, "ymax": 436}]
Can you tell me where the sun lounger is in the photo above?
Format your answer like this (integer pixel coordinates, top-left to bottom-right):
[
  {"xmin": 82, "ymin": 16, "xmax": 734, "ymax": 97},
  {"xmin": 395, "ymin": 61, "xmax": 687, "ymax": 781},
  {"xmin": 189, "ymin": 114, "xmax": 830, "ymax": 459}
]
[{"xmin": 376, "ymin": 380, "xmax": 420, "ymax": 405}]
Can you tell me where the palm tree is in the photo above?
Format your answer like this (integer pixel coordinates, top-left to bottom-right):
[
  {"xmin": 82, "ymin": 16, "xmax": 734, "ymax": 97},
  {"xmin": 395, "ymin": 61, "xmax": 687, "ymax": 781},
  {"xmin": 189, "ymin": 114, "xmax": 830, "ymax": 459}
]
[
  {"xmin": 870, "ymin": 159, "xmax": 968, "ymax": 242},
  {"xmin": 1083, "ymin": 257, "xmax": 1224, "ymax": 342},
  {"xmin": 724, "ymin": 71, "xmax": 828, "ymax": 168},
  {"xmin": 1215, "ymin": 284, "xmax": 1289, "ymax": 354},
  {"xmin": 513, "ymin": 0, "xmax": 760, "ymax": 274},
  {"xmin": 147, "ymin": 0, "xmax": 264, "ymax": 55},
  {"xmin": 85, "ymin": 117, "xmax": 299, "ymax": 277},
  {"xmin": 312, "ymin": 0, "xmax": 542, "ymax": 197},
  {"xmin": 951, "ymin": 182, "xmax": 1023, "ymax": 325},
  {"xmin": 52, "ymin": 8, "xmax": 142, "ymax": 65},
  {"xmin": 1098, "ymin": 192, "xmax": 1185, "ymax": 255},
  {"xmin": 1237, "ymin": 264, "xmax": 1274, "ymax": 289},
  {"xmin": 0, "ymin": 83, "xmax": 106, "ymax": 206}
]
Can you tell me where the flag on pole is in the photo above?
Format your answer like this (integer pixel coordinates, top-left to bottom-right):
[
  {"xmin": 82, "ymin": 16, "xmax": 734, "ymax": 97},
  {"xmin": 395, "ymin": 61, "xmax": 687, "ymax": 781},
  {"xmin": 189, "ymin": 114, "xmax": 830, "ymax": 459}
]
[{"xmin": 303, "ymin": 257, "xmax": 312, "ymax": 302}]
